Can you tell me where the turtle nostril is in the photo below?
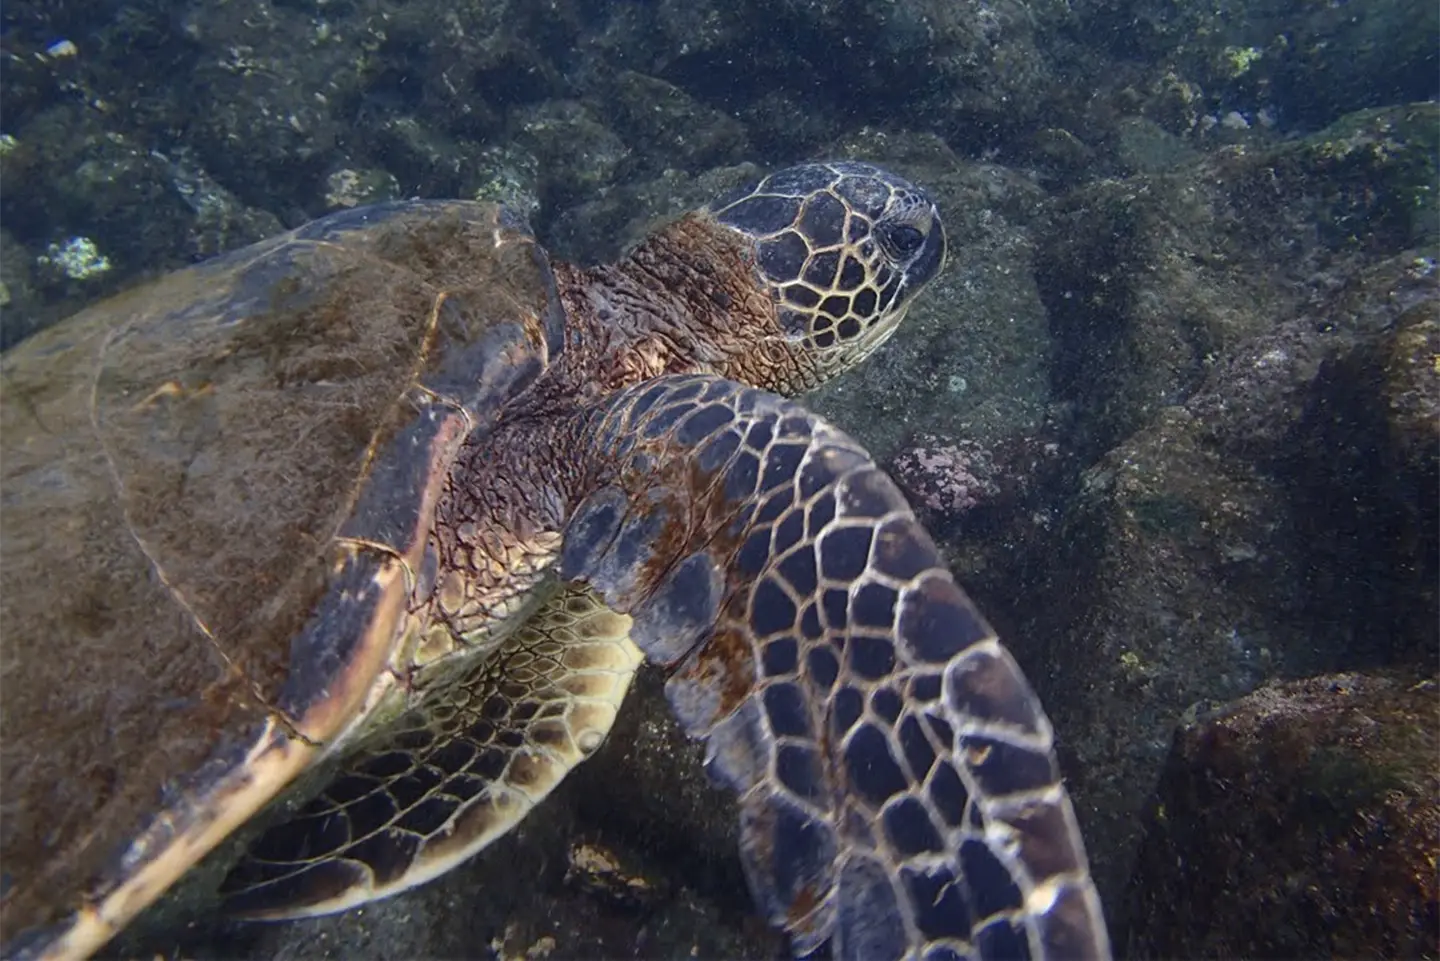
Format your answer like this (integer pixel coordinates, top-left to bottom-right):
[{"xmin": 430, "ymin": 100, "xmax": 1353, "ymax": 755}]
[{"xmin": 883, "ymin": 223, "xmax": 925, "ymax": 257}]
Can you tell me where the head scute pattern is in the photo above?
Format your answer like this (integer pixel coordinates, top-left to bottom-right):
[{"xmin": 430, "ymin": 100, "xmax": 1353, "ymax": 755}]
[{"xmin": 708, "ymin": 161, "xmax": 946, "ymax": 369}]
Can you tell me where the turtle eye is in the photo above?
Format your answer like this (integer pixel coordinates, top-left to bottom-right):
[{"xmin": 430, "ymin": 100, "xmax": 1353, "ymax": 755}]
[{"xmin": 880, "ymin": 222, "xmax": 925, "ymax": 258}]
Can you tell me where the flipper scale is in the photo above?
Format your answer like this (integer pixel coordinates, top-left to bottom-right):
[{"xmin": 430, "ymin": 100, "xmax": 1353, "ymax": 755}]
[
  {"xmin": 222, "ymin": 583, "xmax": 641, "ymax": 918},
  {"xmin": 562, "ymin": 373, "xmax": 1109, "ymax": 961}
]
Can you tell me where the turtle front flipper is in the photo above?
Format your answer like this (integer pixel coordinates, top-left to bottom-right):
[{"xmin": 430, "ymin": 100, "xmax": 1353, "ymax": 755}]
[
  {"xmin": 560, "ymin": 373, "xmax": 1110, "ymax": 961},
  {"xmin": 220, "ymin": 582, "xmax": 640, "ymax": 918}
]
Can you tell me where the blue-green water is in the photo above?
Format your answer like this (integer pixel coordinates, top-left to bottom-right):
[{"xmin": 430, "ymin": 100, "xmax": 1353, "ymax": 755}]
[{"xmin": 1, "ymin": 1, "xmax": 1436, "ymax": 959}]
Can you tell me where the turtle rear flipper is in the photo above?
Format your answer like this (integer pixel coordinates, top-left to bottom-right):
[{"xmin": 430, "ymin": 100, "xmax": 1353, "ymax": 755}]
[
  {"xmin": 559, "ymin": 374, "xmax": 1109, "ymax": 961},
  {"xmin": 221, "ymin": 583, "xmax": 640, "ymax": 918}
]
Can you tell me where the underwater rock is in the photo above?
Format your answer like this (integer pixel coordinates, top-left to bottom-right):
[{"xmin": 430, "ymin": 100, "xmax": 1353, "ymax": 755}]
[
  {"xmin": 546, "ymin": 163, "xmax": 763, "ymax": 265},
  {"xmin": 1017, "ymin": 241, "xmax": 1439, "ymax": 924},
  {"xmin": 1017, "ymin": 403, "xmax": 1298, "ymax": 915},
  {"xmin": 1188, "ymin": 248, "xmax": 1439, "ymax": 674},
  {"xmin": 1062, "ymin": 0, "xmax": 1438, "ymax": 136},
  {"xmin": 1124, "ymin": 672, "xmax": 1440, "ymax": 960},
  {"xmin": 1379, "ymin": 294, "xmax": 1440, "ymax": 471},
  {"xmin": 175, "ymin": 0, "xmax": 360, "ymax": 205},
  {"xmin": 1033, "ymin": 102, "xmax": 1439, "ymax": 463},
  {"xmin": 0, "ymin": 229, "xmax": 43, "ymax": 350},
  {"xmin": 890, "ymin": 435, "xmax": 1001, "ymax": 523},
  {"xmin": 323, "ymin": 168, "xmax": 402, "ymax": 210},
  {"xmin": 598, "ymin": 71, "xmax": 749, "ymax": 175},
  {"xmin": 510, "ymin": 100, "xmax": 631, "ymax": 210}
]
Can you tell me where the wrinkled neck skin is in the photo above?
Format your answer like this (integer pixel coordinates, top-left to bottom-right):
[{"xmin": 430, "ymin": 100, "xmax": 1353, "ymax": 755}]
[
  {"xmin": 470, "ymin": 212, "xmax": 821, "ymax": 514},
  {"xmin": 425, "ymin": 215, "xmax": 823, "ymax": 652},
  {"xmin": 550, "ymin": 213, "xmax": 824, "ymax": 405}
]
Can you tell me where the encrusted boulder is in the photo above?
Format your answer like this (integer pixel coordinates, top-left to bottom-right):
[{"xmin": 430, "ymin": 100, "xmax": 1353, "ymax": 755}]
[{"xmin": 1124, "ymin": 672, "xmax": 1440, "ymax": 959}]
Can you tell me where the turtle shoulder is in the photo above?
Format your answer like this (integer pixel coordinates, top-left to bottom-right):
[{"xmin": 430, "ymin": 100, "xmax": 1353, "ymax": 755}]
[{"xmin": 0, "ymin": 198, "xmax": 565, "ymax": 952}]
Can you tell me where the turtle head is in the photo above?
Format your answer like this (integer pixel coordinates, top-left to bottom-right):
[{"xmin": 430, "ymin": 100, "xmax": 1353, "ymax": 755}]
[{"xmin": 707, "ymin": 160, "xmax": 946, "ymax": 387}]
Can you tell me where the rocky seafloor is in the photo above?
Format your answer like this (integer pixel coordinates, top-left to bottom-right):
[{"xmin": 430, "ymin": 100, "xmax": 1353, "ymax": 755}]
[{"xmin": 1, "ymin": 0, "xmax": 1436, "ymax": 957}]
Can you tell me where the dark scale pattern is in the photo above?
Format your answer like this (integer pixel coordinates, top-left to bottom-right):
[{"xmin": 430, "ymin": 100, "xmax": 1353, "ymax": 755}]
[
  {"xmin": 807, "ymin": 646, "xmax": 840, "ymax": 691},
  {"xmin": 676, "ymin": 403, "xmax": 736, "ymax": 445},
  {"xmin": 752, "ymin": 577, "xmax": 798, "ymax": 636},
  {"xmin": 878, "ymin": 278, "xmax": 902, "ymax": 313},
  {"xmin": 798, "ymin": 601, "xmax": 823, "ymax": 640},
  {"xmin": 759, "ymin": 232, "xmax": 811, "ymax": 282},
  {"xmin": 834, "ymin": 174, "xmax": 894, "ymax": 220},
  {"xmin": 832, "ymin": 686, "xmax": 866, "ymax": 740},
  {"xmin": 910, "ymin": 672, "xmax": 943, "ymax": 703},
  {"xmin": 898, "ymin": 714, "xmax": 938, "ymax": 782},
  {"xmin": 836, "ymin": 855, "xmax": 906, "ymax": 961},
  {"xmin": 696, "ymin": 428, "xmax": 741, "ymax": 474},
  {"xmin": 845, "ymin": 724, "xmax": 910, "ymax": 807},
  {"xmin": 762, "ymin": 636, "xmax": 799, "ymax": 676},
  {"xmin": 775, "ymin": 743, "xmax": 827, "ymax": 804},
  {"xmin": 323, "ymin": 774, "xmax": 381, "ymax": 807},
  {"xmin": 805, "ymin": 490, "xmax": 837, "ymax": 532},
  {"xmin": 905, "ymin": 864, "xmax": 973, "ymax": 941},
  {"xmin": 797, "ymin": 192, "xmax": 848, "ymax": 248},
  {"xmin": 763, "ymin": 444, "xmax": 808, "ymax": 497},
  {"xmin": 925, "ymin": 947, "xmax": 972, "ymax": 961},
  {"xmin": 805, "ymin": 250, "xmax": 842, "ymax": 288},
  {"xmin": 627, "ymin": 380, "xmax": 671, "ymax": 423},
  {"xmin": 871, "ymin": 685, "xmax": 904, "ymax": 724},
  {"xmin": 852, "ymin": 582, "xmax": 898, "ymax": 630},
  {"xmin": 395, "ymin": 796, "xmax": 455, "ymax": 836},
  {"xmin": 360, "ymin": 752, "xmax": 411, "ymax": 778},
  {"xmin": 924, "ymin": 713, "xmax": 956, "ymax": 752},
  {"xmin": 561, "ymin": 344, "xmax": 1105, "ymax": 956},
  {"xmin": 724, "ymin": 451, "xmax": 762, "ymax": 502},
  {"xmin": 720, "ymin": 194, "xmax": 804, "ymax": 234},
  {"xmin": 764, "ymin": 683, "xmax": 812, "ymax": 738},
  {"xmin": 820, "ymin": 527, "xmax": 872, "ymax": 581},
  {"xmin": 961, "ymin": 838, "xmax": 1024, "ymax": 921},
  {"xmin": 386, "ymin": 770, "xmax": 438, "ymax": 810},
  {"xmin": 820, "ymin": 588, "xmax": 849, "ymax": 630},
  {"xmin": 884, "ymin": 795, "xmax": 944, "ymax": 856},
  {"xmin": 853, "ymin": 287, "xmax": 878, "ymax": 318},
  {"xmin": 766, "ymin": 795, "xmax": 839, "ymax": 919},
  {"xmin": 850, "ymin": 635, "xmax": 897, "ymax": 680},
  {"xmin": 959, "ymin": 735, "xmax": 1058, "ymax": 798},
  {"xmin": 639, "ymin": 400, "xmax": 695, "ymax": 439},
  {"xmin": 776, "ymin": 547, "xmax": 818, "ymax": 597},
  {"xmin": 946, "ymin": 645, "xmax": 1049, "ymax": 738},
  {"xmin": 744, "ymin": 164, "xmax": 838, "ymax": 197},
  {"xmin": 746, "ymin": 418, "xmax": 774, "ymax": 452},
  {"xmin": 737, "ymin": 530, "xmax": 772, "ymax": 577},
  {"xmin": 976, "ymin": 919, "xmax": 1031, "ymax": 961},
  {"xmin": 786, "ymin": 284, "xmax": 822, "ymax": 308},
  {"xmin": 346, "ymin": 830, "xmax": 419, "ymax": 884}
]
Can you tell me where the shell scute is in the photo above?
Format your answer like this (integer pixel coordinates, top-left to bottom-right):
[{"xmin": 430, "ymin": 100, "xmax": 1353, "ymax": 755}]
[{"xmin": 0, "ymin": 199, "xmax": 554, "ymax": 952}]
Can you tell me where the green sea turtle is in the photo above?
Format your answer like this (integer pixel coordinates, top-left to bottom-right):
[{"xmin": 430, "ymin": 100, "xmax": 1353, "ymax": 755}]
[{"xmin": 0, "ymin": 161, "xmax": 1108, "ymax": 961}]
